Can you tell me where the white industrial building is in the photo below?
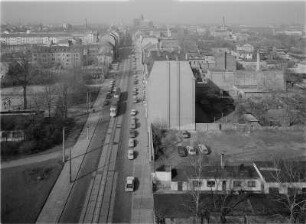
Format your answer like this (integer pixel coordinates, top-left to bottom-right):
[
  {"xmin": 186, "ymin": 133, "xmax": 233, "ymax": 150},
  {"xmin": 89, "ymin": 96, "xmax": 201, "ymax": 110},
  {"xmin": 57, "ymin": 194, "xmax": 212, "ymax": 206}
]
[{"xmin": 147, "ymin": 61, "xmax": 195, "ymax": 130}]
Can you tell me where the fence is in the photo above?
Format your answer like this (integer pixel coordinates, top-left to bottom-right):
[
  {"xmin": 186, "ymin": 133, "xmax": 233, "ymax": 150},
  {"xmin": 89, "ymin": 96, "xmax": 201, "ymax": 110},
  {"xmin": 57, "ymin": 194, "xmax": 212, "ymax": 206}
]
[{"xmin": 196, "ymin": 122, "xmax": 305, "ymax": 132}]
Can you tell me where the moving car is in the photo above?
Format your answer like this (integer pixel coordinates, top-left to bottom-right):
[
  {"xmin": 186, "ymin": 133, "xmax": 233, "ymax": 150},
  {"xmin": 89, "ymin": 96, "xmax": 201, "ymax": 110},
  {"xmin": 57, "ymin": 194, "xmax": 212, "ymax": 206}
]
[
  {"xmin": 128, "ymin": 149, "xmax": 134, "ymax": 160},
  {"xmin": 128, "ymin": 138, "xmax": 135, "ymax": 147},
  {"xmin": 187, "ymin": 146, "xmax": 196, "ymax": 155},
  {"xmin": 125, "ymin": 176, "xmax": 135, "ymax": 191},
  {"xmin": 177, "ymin": 146, "xmax": 188, "ymax": 157}
]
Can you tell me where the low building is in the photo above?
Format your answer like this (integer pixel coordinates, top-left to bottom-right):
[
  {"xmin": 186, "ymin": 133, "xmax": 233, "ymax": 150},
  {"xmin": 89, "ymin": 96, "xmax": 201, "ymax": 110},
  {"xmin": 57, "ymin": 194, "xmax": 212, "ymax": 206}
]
[
  {"xmin": 253, "ymin": 161, "xmax": 306, "ymax": 194},
  {"xmin": 153, "ymin": 164, "xmax": 262, "ymax": 193},
  {"xmin": 241, "ymin": 113, "xmax": 260, "ymax": 127}
]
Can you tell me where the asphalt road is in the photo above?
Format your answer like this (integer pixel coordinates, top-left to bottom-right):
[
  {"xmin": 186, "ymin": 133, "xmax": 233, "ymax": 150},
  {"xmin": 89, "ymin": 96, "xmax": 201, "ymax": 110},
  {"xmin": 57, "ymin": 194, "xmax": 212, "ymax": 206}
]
[
  {"xmin": 59, "ymin": 48, "xmax": 132, "ymax": 223},
  {"xmin": 112, "ymin": 49, "xmax": 135, "ymax": 223}
]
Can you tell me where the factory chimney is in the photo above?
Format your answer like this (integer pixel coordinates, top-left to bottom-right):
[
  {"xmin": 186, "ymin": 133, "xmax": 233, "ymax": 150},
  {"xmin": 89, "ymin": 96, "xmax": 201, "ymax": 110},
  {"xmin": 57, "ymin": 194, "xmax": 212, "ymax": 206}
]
[
  {"xmin": 222, "ymin": 16, "xmax": 225, "ymax": 30},
  {"xmin": 224, "ymin": 51, "xmax": 227, "ymax": 70},
  {"xmin": 256, "ymin": 50, "xmax": 260, "ymax": 71},
  {"xmin": 221, "ymin": 153, "xmax": 225, "ymax": 169}
]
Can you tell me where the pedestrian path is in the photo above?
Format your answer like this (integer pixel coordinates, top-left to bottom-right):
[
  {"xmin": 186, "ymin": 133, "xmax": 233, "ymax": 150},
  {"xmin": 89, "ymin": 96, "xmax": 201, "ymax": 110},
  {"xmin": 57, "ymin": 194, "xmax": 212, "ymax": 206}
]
[{"xmin": 36, "ymin": 87, "xmax": 106, "ymax": 223}]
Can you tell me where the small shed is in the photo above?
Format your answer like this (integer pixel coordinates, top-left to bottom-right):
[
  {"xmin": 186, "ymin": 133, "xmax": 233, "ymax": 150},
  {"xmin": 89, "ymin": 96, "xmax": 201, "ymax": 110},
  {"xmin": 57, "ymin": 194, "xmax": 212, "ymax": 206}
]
[{"xmin": 242, "ymin": 113, "xmax": 260, "ymax": 126}]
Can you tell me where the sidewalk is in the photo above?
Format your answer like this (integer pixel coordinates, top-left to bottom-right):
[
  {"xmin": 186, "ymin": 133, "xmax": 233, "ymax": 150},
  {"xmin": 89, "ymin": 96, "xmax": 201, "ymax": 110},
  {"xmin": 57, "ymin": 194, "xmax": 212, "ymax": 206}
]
[
  {"xmin": 1, "ymin": 150, "xmax": 61, "ymax": 169},
  {"xmin": 36, "ymin": 87, "xmax": 106, "ymax": 223}
]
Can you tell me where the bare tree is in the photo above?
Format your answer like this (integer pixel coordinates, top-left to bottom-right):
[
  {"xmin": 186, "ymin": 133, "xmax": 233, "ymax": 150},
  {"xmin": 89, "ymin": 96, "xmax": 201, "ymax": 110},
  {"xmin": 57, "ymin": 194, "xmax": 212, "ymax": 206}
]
[
  {"xmin": 43, "ymin": 85, "xmax": 56, "ymax": 118},
  {"xmin": 16, "ymin": 56, "xmax": 31, "ymax": 109},
  {"xmin": 270, "ymin": 158, "xmax": 306, "ymax": 223},
  {"xmin": 56, "ymin": 83, "xmax": 69, "ymax": 119}
]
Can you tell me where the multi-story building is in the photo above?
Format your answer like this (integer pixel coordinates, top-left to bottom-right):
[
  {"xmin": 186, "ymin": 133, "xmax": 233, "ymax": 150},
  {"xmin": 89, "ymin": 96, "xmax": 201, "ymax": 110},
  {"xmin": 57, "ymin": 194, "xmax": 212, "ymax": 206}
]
[
  {"xmin": 31, "ymin": 46, "xmax": 84, "ymax": 69},
  {"xmin": 147, "ymin": 61, "xmax": 195, "ymax": 130},
  {"xmin": 0, "ymin": 32, "xmax": 99, "ymax": 46}
]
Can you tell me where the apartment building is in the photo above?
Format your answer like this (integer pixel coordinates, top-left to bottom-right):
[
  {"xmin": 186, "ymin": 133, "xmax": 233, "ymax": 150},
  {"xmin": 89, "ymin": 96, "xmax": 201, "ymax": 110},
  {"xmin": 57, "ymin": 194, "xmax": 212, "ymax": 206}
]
[{"xmin": 31, "ymin": 46, "xmax": 84, "ymax": 69}]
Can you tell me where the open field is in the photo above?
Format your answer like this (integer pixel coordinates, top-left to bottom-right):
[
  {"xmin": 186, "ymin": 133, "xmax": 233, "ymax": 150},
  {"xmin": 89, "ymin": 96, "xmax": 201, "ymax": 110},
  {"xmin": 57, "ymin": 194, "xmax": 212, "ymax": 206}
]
[
  {"xmin": 1, "ymin": 158, "xmax": 63, "ymax": 223},
  {"xmin": 155, "ymin": 129, "xmax": 306, "ymax": 168}
]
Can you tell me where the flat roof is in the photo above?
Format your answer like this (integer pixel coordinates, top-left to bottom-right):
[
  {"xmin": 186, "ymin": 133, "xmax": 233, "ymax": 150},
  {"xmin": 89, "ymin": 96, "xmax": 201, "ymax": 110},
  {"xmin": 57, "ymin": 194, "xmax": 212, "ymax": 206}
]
[{"xmin": 172, "ymin": 165, "xmax": 259, "ymax": 181}]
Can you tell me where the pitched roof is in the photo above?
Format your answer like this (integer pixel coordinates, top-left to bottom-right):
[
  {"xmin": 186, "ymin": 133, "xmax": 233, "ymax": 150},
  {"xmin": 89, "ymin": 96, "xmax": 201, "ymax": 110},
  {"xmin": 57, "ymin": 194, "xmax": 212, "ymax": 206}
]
[{"xmin": 254, "ymin": 161, "xmax": 306, "ymax": 183}]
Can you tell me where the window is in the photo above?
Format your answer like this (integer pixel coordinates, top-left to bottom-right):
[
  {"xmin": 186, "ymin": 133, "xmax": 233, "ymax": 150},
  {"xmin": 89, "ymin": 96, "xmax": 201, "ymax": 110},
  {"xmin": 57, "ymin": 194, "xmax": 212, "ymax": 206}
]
[
  {"xmin": 192, "ymin": 180, "xmax": 202, "ymax": 188},
  {"xmin": 247, "ymin": 181, "xmax": 256, "ymax": 188},
  {"xmin": 269, "ymin": 187, "xmax": 279, "ymax": 194},
  {"xmin": 207, "ymin": 180, "xmax": 215, "ymax": 187},
  {"xmin": 233, "ymin": 181, "xmax": 242, "ymax": 187}
]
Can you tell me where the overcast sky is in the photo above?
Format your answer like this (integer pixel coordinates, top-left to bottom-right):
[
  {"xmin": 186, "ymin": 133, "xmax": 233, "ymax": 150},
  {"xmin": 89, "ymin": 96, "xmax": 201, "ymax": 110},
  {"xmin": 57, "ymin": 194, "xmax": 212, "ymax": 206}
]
[{"xmin": 1, "ymin": 0, "xmax": 305, "ymax": 26}]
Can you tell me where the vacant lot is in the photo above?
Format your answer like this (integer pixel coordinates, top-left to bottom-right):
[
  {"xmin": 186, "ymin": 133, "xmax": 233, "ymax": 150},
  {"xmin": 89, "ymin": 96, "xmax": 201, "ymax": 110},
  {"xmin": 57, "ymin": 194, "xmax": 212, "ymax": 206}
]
[
  {"xmin": 155, "ymin": 129, "xmax": 306, "ymax": 168},
  {"xmin": 1, "ymin": 158, "xmax": 63, "ymax": 223}
]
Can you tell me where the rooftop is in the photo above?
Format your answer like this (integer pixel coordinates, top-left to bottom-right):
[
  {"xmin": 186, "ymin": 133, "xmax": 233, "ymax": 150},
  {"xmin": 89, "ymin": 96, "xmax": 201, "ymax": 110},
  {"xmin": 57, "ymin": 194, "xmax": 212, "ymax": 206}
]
[
  {"xmin": 254, "ymin": 161, "xmax": 306, "ymax": 183},
  {"xmin": 171, "ymin": 165, "xmax": 259, "ymax": 181}
]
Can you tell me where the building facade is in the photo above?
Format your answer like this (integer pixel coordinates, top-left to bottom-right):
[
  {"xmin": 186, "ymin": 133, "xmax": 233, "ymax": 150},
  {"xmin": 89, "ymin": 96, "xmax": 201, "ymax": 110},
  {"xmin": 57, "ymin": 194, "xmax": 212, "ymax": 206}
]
[{"xmin": 147, "ymin": 61, "xmax": 195, "ymax": 130}]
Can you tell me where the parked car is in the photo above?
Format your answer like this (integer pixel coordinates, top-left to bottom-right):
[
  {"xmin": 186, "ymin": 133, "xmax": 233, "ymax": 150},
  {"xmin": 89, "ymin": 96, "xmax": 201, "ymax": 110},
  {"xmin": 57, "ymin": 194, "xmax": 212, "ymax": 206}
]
[
  {"xmin": 177, "ymin": 146, "xmax": 188, "ymax": 157},
  {"xmin": 125, "ymin": 176, "xmax": 135, "ymax": 191},
  {"xmin": 129, "ymin": 130, "xmax": 137, "ymax": 138},
  {"xmin": 182, "ymin": 130, "xmax": 190, "ymax": 138},
  {"xmin": 103, "ymin": 100, "xmax": 109, "ymax": 106},
  {"xmin": 198, "ymin": 144, "xmax": 210, "ymax": 155},
  {"xmin": 133, "ymin": 96, "xmax": 138, "ymax": 103},
  {"xmin": 187, "ymin": 146, "xmax": 196, "ymax": 155},
  {"xmin": 130, "ymin": 118, "xmax": 136, "ymax": 129},
  {"xmin": 106, "ymin": 94, "xmax": 112, "ymax": 99},
  {"xmin": 128, "ymin": 138, "xmax": 135, "ymax": 147},
  {"xmin": 128, "ymin": 149, "xmax": 134, "ymax": 160},
  {"xmin": 130, "ymin": 109, "xmax": 137, "ymax": 116}
]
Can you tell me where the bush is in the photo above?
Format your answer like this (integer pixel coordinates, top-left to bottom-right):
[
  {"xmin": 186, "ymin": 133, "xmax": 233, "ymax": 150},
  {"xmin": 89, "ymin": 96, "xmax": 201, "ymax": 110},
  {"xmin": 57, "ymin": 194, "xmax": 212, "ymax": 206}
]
[
  {"xmin": 1, "ymin": 142, "xmax": 21, "ymax": 157},
  {"xmin": 18, "ymin": 141, "xmax": 36, "ymax": 154}
]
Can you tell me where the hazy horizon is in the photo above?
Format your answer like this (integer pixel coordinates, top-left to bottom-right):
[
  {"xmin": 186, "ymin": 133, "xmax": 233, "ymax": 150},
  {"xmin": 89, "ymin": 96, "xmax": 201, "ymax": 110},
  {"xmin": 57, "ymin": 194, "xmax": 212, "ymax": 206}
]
[{"xmin": 1, "ymin": 0, "xmax": 305, "ymax": 27}]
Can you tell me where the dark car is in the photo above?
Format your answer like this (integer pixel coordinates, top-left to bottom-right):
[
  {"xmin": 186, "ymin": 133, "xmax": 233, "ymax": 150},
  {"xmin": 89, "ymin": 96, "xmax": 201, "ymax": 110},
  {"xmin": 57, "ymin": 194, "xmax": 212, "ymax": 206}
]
[
  {"xmin": 106, "ymin": 94, "xmax": 112, "ymax": 99},
  {"xmin": 177, "ymin": 146, "xmax": 188, "ymax": 157},
  {"xmin": 129, "ymin": 130, "xmax": 137, "ymax": 138},
  {"xmin": 182, "ymin": 130, "xmax": 190, "ymax": 138},
  {"xmin": 103, "ymin": 100, "xmax": 109, "ymax": 106}
]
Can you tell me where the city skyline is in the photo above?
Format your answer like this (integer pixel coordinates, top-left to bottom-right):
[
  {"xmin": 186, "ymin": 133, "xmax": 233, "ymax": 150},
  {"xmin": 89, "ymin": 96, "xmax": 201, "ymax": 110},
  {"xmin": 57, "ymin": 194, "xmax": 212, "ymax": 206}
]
[{"xmin": 1, "ymin": 0, "xmax": 305, "ymax": 26}]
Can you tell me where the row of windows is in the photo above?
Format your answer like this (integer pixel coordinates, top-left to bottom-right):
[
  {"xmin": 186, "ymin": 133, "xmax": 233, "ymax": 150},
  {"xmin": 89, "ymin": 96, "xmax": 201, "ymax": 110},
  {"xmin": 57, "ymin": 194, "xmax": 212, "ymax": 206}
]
[
  {"xmin": 192, "ymin": 180, "xmax": 257, "ymax": 188},
  {"xmin": 33, "ymin": 54, "xmax": 80, "ymax": 58}
]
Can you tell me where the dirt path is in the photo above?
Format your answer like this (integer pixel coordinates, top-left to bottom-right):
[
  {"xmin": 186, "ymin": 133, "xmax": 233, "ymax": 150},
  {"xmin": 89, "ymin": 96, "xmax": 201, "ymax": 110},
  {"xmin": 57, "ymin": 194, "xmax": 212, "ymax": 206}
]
[{"xmin": 1, "ymin": 150, "xmax": 63, "ymax": 169}]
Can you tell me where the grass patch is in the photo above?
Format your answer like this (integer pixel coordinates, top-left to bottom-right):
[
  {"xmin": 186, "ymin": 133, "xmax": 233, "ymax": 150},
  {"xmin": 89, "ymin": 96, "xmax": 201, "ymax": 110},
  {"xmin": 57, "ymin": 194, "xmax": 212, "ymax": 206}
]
[{"xmin": 1, "ymin": 158, "xmax": 63, "ymax": 223}]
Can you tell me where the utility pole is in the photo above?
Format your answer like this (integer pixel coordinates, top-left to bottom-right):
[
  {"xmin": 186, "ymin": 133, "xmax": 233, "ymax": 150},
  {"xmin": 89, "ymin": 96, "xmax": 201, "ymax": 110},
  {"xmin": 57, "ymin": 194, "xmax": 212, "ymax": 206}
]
[
  {"xmin": 87, "ymin": 91, "xmax": 89, "ymax": 113},
  {"xmin": 87, "ymin": 125, "xmax": 89, "ymax": 140},
  {"xmin": 69, "ymin": 146, "xmax": 72, "ymax": 183},
  {"xmin": 62, "ymin": 127, "xmax": 65, "ymax": 163}
]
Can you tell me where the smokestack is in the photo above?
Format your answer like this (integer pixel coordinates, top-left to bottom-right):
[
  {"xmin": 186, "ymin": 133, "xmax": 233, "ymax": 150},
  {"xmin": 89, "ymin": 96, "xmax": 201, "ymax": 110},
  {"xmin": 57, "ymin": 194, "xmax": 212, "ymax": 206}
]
[
  {"xmin": 221, "ymin": 153, "xmax": 225, "ymax": 169},
  {"xmin": 224, "ymin": 51, "xmax": 227, "ymax": 70},
  {"xmin": 256, "ymin": 50, "xmax": 260, "ymax": 71},
  {"xmin": 223, "ymin": 16, "xmax": 225, "ymax": 30}
]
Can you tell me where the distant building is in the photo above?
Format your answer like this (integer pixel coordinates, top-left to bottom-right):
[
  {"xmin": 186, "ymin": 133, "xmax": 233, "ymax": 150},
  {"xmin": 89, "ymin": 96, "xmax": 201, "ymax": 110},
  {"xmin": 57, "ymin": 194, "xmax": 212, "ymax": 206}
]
[
  {"xmin": 147, "ymin": 61, "xmax": 195, "ymax": 130},
  {"xmin": 31, "ymin": 46, "xmax": 84, "ymax": 69},
  {"xmin": 159, "ymin": 38, "xmax": 181, "ymax": 52},
  {"xmin": 214, "ymin": 52, "xmax": 236, "ymax": 71}
]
